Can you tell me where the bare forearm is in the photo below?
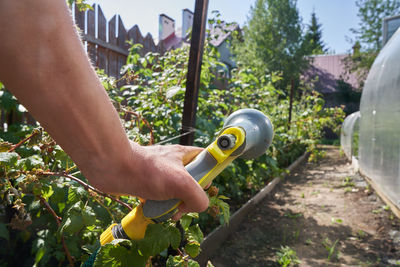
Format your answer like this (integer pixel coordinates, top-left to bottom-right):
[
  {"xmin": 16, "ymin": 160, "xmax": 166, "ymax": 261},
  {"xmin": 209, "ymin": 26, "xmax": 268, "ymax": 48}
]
[
  {"xmin": 0, "ymin": 0, "xmax": 208, "ymax": 213},
  {"xmin": 0, "ymin": 0, "xmax": 133, "ymax": 183}
]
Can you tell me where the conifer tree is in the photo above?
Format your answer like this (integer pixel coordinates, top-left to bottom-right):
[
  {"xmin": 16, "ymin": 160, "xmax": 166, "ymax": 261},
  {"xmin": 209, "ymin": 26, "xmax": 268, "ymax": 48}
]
[{"xmin": 303, "ymin": 11, "xmax": 327, "ymax": 55}]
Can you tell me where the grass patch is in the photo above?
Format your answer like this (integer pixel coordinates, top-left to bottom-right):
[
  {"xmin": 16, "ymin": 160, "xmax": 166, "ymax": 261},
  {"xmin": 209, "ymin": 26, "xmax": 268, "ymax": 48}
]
[
  {"xmin": 322, "ymin": 238, "xmax": 340, "ymax": 261},
  {"xmin": 276, "ymin": 246, "xmax": 301, "ymax": 267}
]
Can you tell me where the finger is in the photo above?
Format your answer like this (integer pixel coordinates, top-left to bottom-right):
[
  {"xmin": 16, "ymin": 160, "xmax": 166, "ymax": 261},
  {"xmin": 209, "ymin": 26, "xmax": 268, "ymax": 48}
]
[
  {"xmin": 171, "ymin": 210, "xmax": 183, "ymax": 221},
  {"xmin": 171, "ymin": 202, "xmax": 190, "ymax": 221},
  {"xmin": 204, "ymin": 182, "xmax": 212, "ymax": 190},
  {"xmin": 178, "ymin": 145, "xmax": 203, "ymax": 165},
  {"xmin": 174, "ymin": 170, "xmax": 209, "ymax": 213}
]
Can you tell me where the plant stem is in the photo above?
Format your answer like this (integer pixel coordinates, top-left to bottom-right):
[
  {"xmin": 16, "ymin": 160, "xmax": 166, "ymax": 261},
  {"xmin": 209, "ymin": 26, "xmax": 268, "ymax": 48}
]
[
  {"xmin": 8, "ymin": 130, "xmax": 39, "ymax": 152},
  {"xmin": 42, "ymin": 171, "xmax": 132, "ymax": 211},
  {"xmin": 38, "ymin": 195, "xmax": 74, "ymax": 267},
  {"xmin": 93, "ymin": 196, "xmax": 116, "ymax": 222},
  {"xmin": 177, "ymin": 248, "xmax": 189, "ymax": 261},
  {"xmin": 123, "ymin": 109, "xmax": 155, "ymax": 145}
]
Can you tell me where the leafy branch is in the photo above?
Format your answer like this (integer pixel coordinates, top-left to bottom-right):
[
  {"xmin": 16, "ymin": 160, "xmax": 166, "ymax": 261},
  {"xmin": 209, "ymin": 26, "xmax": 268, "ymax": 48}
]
[
  {"xmin": 37, "ymin": 195, "xmax": 74, "ymax": 267},
  {"xmin": 40, "ymin": 171, "xmax": 133, "ymax": 211},
  {"xmin": 122, "ymin": 109, "xmax": 155, "ymax": 145},
  {"xmin": 7, "ymin": 128, "xmax": 41, "ymax": 152}
]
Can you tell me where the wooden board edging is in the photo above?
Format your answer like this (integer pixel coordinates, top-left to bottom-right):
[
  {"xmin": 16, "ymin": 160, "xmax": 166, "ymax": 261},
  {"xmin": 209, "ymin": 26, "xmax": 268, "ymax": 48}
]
[
  {"xmin": 195, "ymin": 151, "xmax": 310, "ymax": 266},
  {"xmin": 358, "ymin": 170, "xmax": 400, "ymax": 219}
]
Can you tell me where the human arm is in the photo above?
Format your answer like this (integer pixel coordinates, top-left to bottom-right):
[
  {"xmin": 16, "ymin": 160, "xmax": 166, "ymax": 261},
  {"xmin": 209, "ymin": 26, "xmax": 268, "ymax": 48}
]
[{"xmin": 0, "ymin": 0, "xmax": 208, "ymax": 213}]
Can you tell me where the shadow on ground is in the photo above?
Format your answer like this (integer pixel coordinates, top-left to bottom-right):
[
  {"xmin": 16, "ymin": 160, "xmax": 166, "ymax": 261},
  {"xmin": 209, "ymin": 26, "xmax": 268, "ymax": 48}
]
[{"xmin": 211, "ymin": 146, "xmax": 400, "ymax": 267}]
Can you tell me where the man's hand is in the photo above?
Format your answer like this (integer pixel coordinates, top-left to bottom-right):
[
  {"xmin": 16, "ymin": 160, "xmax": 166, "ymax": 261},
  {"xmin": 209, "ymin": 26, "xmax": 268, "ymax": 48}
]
[
  {"xmin": 82, "ymin": 142, "xmax": 209, "ymax": 214},
  {"xmin": 0, "ymin": 0, "xmax": 209, "ymax": 214}
]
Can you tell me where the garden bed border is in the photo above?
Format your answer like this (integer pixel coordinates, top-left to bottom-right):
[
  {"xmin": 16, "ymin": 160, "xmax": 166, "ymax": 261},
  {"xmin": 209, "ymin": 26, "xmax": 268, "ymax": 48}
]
[
  {"xmin": 350, "ymin": 157, "xmax": 400, "ymax": 219},
  {"xmin": 196, "ymin": 151, "xmax": 310, "ymax": 266},
  {"xmin": 358, "ymin": 169, "xmax": 400, "ymax": 219}
]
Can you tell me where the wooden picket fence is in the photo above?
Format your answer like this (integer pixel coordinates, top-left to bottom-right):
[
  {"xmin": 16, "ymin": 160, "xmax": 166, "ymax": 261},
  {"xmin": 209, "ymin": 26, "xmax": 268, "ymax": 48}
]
[
  {"xmin": 1, "ymin": 3, "xmax": 166, "ymax": 127},
  {"xmin": 74, "ymin": 4, "xmax": 167, "ymax": 80}
]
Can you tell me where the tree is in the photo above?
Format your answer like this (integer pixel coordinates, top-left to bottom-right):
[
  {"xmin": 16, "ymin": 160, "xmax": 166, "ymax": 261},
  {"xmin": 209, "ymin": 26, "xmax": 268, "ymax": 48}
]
[
  {"xmin": 303, "ymin": 10, "xmax": 327, "ymax": 55},
  {"xmin": 352, "ymin": 0, "xmax": 400, "ymax": 51},
  {"xmin": 233, "ymin": 0, "xmax": 307, "ymax": 91},
  {"xmin": 344, "ymin": 0, "xmax": 400, "ymax": 88}
]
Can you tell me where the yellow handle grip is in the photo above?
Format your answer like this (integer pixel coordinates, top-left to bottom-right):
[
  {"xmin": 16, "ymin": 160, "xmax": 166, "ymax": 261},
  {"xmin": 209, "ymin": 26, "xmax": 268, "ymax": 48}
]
[{"xmin": 100, "ymin": 204, "xmax": 153, "ymax": 245}]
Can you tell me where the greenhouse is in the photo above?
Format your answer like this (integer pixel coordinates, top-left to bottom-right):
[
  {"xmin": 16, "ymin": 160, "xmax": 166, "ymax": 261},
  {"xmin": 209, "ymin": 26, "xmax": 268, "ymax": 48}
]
[
  {"xmin": 340, "ymin": 111, "xmax": 360, "ymax": 161},
  {"xmin": 358, "ymin": 28, "xmax": 400, "ymax": 210}
]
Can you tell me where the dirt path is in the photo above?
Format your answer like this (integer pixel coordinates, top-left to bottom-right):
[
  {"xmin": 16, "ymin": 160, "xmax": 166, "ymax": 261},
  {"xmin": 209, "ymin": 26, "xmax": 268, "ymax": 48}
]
[{"xmin": 210, "ymin": 146, "xmax": 400, "ymax": 266}]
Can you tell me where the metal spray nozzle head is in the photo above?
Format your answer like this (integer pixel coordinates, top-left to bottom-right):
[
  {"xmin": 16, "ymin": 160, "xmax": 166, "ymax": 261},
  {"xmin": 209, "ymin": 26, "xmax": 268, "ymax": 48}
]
[{"xmin": 222, "ymin": 109, "xmax": 274, "ymax": 159}]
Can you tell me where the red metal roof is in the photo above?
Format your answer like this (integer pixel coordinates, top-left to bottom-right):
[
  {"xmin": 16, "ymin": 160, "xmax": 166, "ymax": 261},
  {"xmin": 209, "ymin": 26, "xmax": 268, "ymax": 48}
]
[{"xmin": 303, "ymin": 54, "xmax": 359, "ymax": 93}]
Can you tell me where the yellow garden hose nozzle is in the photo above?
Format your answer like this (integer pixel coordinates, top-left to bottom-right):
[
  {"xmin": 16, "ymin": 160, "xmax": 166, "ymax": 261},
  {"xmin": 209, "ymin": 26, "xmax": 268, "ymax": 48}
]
[
  {"xmin": 100, "ymin": 108, "xmax": 274, "ymax": 245},
  {"xmin": 100, "ymin": 204, "xmax": 152, "ymax": 245}
]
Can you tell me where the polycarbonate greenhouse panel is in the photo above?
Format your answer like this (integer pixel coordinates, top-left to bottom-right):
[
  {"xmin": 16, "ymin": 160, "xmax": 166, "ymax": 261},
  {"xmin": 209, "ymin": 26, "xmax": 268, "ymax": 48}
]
[
  {"xmin": 359, "ymin": 28, "xmax": 400, "ymax": 209},
  {"xmin": 341, "ymin": 111, "xmax": 360, "ymax": 161}
]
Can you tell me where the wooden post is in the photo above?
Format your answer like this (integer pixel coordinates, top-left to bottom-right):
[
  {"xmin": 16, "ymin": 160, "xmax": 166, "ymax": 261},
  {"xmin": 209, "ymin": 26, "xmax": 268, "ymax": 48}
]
[
  {"xmin": 97, "ymin": 6, "xmax": 108, "ymax": 72},
  {"xmin": 74, "ymin": 5, "xmax": 85, "ymax": 31},
  {"xmin": 180, "ymin": 0, "xmax": 209, "ymax": 146},
  {"xmin": 117, "ymin": 16, "xmax": 128, "ymax": 87},
  {"xmin": 87, "ymin": 4, "xmax": 97, "ymax": 63},
  {"xmin": 108, "ymin": 15, "xmax": 118, "ymax": 78}
]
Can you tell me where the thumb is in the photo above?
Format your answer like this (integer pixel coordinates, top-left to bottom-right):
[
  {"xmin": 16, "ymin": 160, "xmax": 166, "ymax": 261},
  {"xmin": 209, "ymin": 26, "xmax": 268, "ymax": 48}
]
[{"xmin": 180, "ymin": 145, "xmax": 203, "ymax": 166}]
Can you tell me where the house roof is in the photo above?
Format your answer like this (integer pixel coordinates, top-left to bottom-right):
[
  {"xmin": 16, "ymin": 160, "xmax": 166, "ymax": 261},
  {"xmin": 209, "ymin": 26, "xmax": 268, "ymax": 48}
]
[
  {"xmin": 303, "ymin": 54, "xmax": 359, "ymax": 93},
  {"xmin": 160, "ymin": 13, "xmax": 175, "ymax": 22},
  {"xmin": 209, "ymin": 23, "xmax": 239, "ymax": 47},
  {"xmin": 159, "ymin": 22, "xmax": 239, "ymax": 51},
  {"xmin": 162, "ymin": 32, "xmax": 183, "ymax": 50},
  {"xmin": 183, "ymin": 8, "xmax": 193, "ymax": 14}
]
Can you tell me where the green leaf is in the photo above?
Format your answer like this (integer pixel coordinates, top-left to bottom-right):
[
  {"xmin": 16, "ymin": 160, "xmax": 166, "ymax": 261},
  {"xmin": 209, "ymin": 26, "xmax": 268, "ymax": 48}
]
[
  {"xmin": 24, "ymin": 155, "xmax": 44, "ymax": 169},
  {"xmin": 187, "ymin": 260, "xmax": 201, "ymax": 267},
  {"xmin": 138, "ymin": 224, "xmax": 168, "ymax": 258},
  {"xmin": 186, "ymin": 225, "xmax": 203, "ymax": 244},
  {"xmin": 209, "ymin": 197, "xmax": 230, "ymax": 225},
  {"xmin": 186, "ymin": 213, "xmax": 199, "ymax": 220},
  {"xmin": 51, "ymin": 186, "xmax": 66, "ymax": 204},
  {"xmin": 0, "ymin": 141, "xmax": 13, "ymax": 152},
  {"xmin": 138, "ymin": 223, "xmax": 181, "ymax": 258},
  {"xmin": 34, "ymin": 247, "xmax": 46, "ymax": 264},
  {"xmin": 185, "ymin": 241, "xmax": 201, "ymax": 258},
  {"xmin": 27, "ymin": 128, "xmax": 42, "ymax": 146},
  {"xmin": 67, "ymin": 186, "xmax": 86, "ymax": 204},
  {"xmin": 180, "ymin": 215, "xmax": 193, "ymax": 231},
  {"xmin": 0, "ymin": 222, "xmax": 9, "ymax": 241},
  {"xmin": 166, "ymin": 255, "xmax": 184, "ymax": 267},
  {"xmin": 94, "ymin": 239, "xmax": 146, "ymax": 267},
  {"xmin": 166, "ymin": 86, "xmax": 184, "ymax": 99},
  {"xmin": 0, "ymin": 152, "xmax": 19, "ymax": 167},
  {"xmin": 167, "ymin": 224, "xmax": 181, "ymax": 249},
  {"xmin": 41, "ymin": 184, "xmax": 54, "ymax": 201},
  {"xmin": 61, "ymin": 214, "xmax": 84, "ymax": 234},
  {"xmin": 58, "ymin": 202, "xmax": 66, "ymax": 213},
  {"xmin": 54, "ymin": 148, "xmax": 74, "ymax": 169},
  {"xmin": 166, "ymin": 256, "xmax": 200, "ymax": 267},
  {"xmin": 82, "ymin": 205, "xmax": 96, "ymax": 226}
]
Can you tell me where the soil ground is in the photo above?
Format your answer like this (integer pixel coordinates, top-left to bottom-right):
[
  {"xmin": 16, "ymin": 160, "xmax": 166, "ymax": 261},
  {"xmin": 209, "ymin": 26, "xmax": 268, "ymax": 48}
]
[{"xmin": 210, "ymin": 146, "xmax": 400, "ymax": 267}]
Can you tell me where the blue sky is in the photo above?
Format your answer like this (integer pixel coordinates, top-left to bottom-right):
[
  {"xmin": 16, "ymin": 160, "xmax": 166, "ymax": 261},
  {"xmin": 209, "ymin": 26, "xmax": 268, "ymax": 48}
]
[{"xmin": 86, "ymin": 0, "xmax": 360, "ymax": 54}]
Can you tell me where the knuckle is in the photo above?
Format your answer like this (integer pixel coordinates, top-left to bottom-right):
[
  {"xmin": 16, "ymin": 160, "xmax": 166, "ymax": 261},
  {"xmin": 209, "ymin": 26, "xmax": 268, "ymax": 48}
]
[{"xmin": 176, "ymin": 144, "xmax": 186, "ymax": 153}]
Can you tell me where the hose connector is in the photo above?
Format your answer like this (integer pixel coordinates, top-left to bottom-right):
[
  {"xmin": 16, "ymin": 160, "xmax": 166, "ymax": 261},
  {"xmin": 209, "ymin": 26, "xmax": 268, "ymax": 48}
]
[{"xmin": 217, "ymin": 134, "xmax": 236, "ymax": 150}]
